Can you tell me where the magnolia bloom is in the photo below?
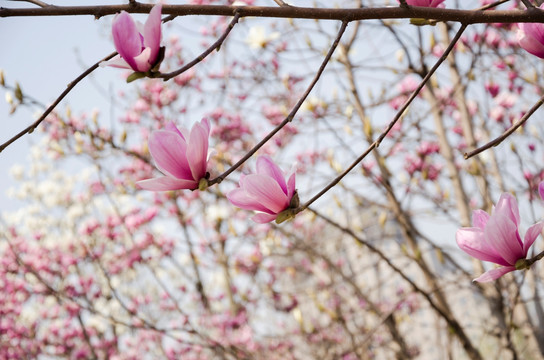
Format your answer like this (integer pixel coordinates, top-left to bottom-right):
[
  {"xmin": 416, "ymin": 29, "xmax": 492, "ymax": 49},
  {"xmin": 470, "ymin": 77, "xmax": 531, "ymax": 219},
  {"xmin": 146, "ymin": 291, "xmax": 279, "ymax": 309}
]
[
  {"xmin": 456, "ymin": 193, "xmax": 543, "ymax": 282},
  {"xmin": 399, "ymin": 0, "xmax": 445, "ymax": 7},
  {"xmin": 102, "ymin": 4, "xmax": 163, "ymax": 72},
  {"xmin": 540, "ymin": 181, "xmax": 544, "ymax": 201},
  {"xmin": 227, "ymin": 156, "xmax": 297, "ymax": 223},
  {"xmin": 518, "ymin": 5, "xmax": 544, "ymax": 59},
  {"xmin": 137, "ymin": 119, "xmax": 211, "ymax": 191}
]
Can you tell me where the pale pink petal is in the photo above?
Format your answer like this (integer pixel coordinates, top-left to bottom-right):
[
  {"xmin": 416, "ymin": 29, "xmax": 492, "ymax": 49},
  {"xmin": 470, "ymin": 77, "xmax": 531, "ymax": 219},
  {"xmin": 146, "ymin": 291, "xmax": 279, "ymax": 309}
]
[
  {"xmin": 187, "ymin": 120, "xmax": 210, "ymax": 181},
  {"xmin": 484, "ymin": 214, "xmax": 524, "ymax": 265},
  {"xmin": 539, "ymin": 181, "xmax": 544, "ymax": 201},
  {"xmin": 287, "ymin": 172, "xmax": 296, "ymax": 200},
  {"xmin": 136, "ymin": 176, "xmax": 197, "ymax": 191},
  {"xmin": 112, "ymin": 11, "xmax": 143, "ymax": 71},
  {"xmin": 523, "ymin": 221, "xmax": 543, "ymax": 254},
  {"xmin": 148, "ymin": 130, "xmax": 192, "ymax": 180},
  {"xmin": 165, "ymin": 121, "xmax": 185, "ymax": 139},
  {"xmin": 252, "ymin": 213, "xmax": 278, "ymax": 223},
  {"xmin": 473, "ymin": 266, "xmax": 515, "ymax": 283},
  {"xmin": 472, "ymin": 209, "xmax": 489, "ymax": 230},
  {"xmin": 456, "ymin": 227, "xmax": 509, "ymax": 266},
  {"xmin": 240, "ymin": 174, "xmax": 289, "ymax": 213},
  {"xmin": 494, "ymin": 193, "xmax": 520, "ymax": 227},
  {"xmin": 100, "ymin": 56, "xmax": 131, "ymax": 69},
  {"xmin": 227, "ymin": 188, "xmax": 274, "ymax": 214},
  {"xmin": 143, "ymin": 4, "xmax": 162, "ymax": 65},
  {"xmin": 518, "ymin": 33, "xmax": 544, "ymax": 59},
  {"xmin": 132, "ymin": 47, "xmax": 152, "ymax": 72},
  {"xmin": 256, "ymin": 156, "xmax": 288, "ymax": 195}
]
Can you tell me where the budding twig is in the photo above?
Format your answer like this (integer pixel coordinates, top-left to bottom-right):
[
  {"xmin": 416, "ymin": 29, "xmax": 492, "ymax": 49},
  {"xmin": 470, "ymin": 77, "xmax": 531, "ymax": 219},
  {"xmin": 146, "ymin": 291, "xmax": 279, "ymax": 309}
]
[
  {"xmin": 464, "ymin": 93, "xmax": 544, "ymax": 159},
  {"xmin": 158, "ymin": 12, "xmax": 241, "ymax": 81},
  {"xmin": 7, "ymin": 0, "xmax": 50, "ymax": 8},
  {"xmin": 0, "ymin": 51, "xmax": 117, "ymax": 154},
  {"xmin": 208, "ymin": 20, "xmax": 349, "ymax": 185},
  {"xmin": 298, "ymin": 23, "xmax": 468, "ymax": 213}
]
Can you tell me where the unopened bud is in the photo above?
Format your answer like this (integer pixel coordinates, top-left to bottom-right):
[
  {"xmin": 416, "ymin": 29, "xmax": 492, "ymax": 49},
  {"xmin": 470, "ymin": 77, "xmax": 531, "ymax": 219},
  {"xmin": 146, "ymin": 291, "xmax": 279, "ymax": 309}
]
[
  {"xmin": 14, "ymin": 82, "xmax": 23, "ymax": 103},
  {"xmin": 515, "ymin": 258, "xmax": 530, "ymax": 270},
  {"xmin": 198, "ymin": 178, "xmax": 208, "ymax": 191}
]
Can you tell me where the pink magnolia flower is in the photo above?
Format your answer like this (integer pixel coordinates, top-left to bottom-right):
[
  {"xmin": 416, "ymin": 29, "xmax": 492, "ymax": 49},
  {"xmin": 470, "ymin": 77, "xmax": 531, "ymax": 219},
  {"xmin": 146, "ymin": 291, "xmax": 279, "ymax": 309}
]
[
  {"xmin": 399, "ymin": 0, "xmax": 445, "ymax": 7},
  {"xmin": 103, "ymin": 4, "xmax": 163, "ymax": 72},
  {"xmin": 456, "ymin": 193, "xmax": 543, "ymax": 282},
  {"xmin": 137, "ymin": 119, "xmax": 211, "ymax": 191},
  {"xmin": 517, "ymin": 5, "xmax": 544, "ymax": 59},
  {"xmin": 227, "ymin": 156, "xmax": 297, "ymax": 223},
  {"xmin": 539, "ymin": 181, "xmax": 544, "ymax": 201}
]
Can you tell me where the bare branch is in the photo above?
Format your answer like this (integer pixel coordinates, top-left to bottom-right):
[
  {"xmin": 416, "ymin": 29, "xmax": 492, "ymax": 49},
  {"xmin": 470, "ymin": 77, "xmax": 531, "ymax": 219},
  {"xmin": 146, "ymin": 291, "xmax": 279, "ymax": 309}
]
[
  {"xmin": 158, "ymin": 12, "xmax": 241, "ymax": 81},
  {"xmin": 2, "ymin": 5, "xmax": 544, "ymax": 24},
  {"xmin": 299, "ymin": 23, "xmax": 468, "ymax": 212},
  {"xmin": 0, "ymin": 51, "xmax": 117, "ymax": 153},
  {"xmin": 7, "ymin": 0, "xmax": 50, "ymax": 8},
  {"xmin": 520, "ymin": 0, "xmax": 536, "ymax": 9},
  {"xmin": 208, "ymin": 20, "xmax": 349, "ymax": 185},
  {"xmin": 464, "ymin": 93, "xmax": 544, "ymax": 159},
  {"xmin": 271, "ymin": 0, "xmax": 291, "ymax": 6}
]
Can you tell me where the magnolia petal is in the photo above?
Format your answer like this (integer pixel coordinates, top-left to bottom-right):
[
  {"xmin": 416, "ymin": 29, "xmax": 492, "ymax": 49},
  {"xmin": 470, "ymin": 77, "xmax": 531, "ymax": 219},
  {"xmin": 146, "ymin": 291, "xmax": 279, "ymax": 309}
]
[
  {"xmin": 143, "ymin": 4, "xmax": 162, "ymax": 65},
  {"xmin": 132, "ymin": 47, "xmax": 153, "ymax": 72},
  {"xmin": 226, "ymin": 188, "xmax": 274, "ymax": 214},
  {"xmin": 494, "ymin": 193, "xmax": 520, "ymax": 227},
  {"xmin": 240, "ymin": 174, "xmax": 289, "ymax": 213},
  {"xmin": 539, "ymin": 181, "xmax": 544, "ymax": 202},
  {"xmin": 287, "ymin": 172, "xmax": 296, "ymax": 200},
  {"xmin": 136, "ymin": 176, "xmax": 197, "ymax": 191},
  {"xmin": 472, "ymin": 210, "xmax": 489, "ymax": 230},
  {"xmin": 456, "ymin": 227, "xmax": 509, "ymax": 266},
  {"xmin": 187, "ymin": 120, "xmax": 210, "ymax": 181},
  {"xmin": 473, "ymin": 266, "xmax": 515, "ymax": 283},
  {"xmin": 112, "ymin": 11, "xmax": 143, "ymax": 71},
  {"xmin": 256, "ymin": 156, "xmax": 288, "ymax": 195},
  {"xmin": 252, "ymin": 212, "xmax": 278, "ymax": 224},
  {"xmin": 100, "ymin": 56, "xmax": 131, "ymax": 69},
  {"xmin": 523, "ymin": 221, "xmax": 544, "ymax": 254},
  {"xmin": 165, "ymin": 121, "xmax": 184, "ymax": 139},
  {"xmin": 484, "ymin": 214, "xmax": 524, "ymax": 265},
  {"xmin": 519, "ymin": 34, "xmax": 544, "ymax": 59},
  {"xmin": 148, "ymin": 130, "xmax": 192, "ymax": 180}
]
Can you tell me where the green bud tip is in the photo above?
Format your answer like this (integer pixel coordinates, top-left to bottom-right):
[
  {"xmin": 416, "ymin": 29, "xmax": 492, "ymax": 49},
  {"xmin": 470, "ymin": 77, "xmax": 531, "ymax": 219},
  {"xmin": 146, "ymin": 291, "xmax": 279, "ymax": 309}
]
[
  {"xmin": 515, "ymin": 258, "xmax": 529, "ymax": 270},
  {"xmin": 198, "ymin": 178, "xmax": 209, "ymax": 191}
]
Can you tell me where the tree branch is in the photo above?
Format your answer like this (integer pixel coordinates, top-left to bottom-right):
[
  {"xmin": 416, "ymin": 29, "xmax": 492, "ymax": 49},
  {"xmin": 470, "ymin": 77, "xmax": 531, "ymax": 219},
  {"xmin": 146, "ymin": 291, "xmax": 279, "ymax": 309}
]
[
  {"xmin": 464, "ymin": 93, "xmax": 544, "ymax": 159},
  {"xmin": 208, "ymin": 20, "xmax": 349, "ymax": 185},
  {"xmin": 298, "ymin": 23, "xmax": 468, "ymax": 212},
  {"xmin": 0, "ymin": 51, "xmax": 117, "ymax": 153},
  {"xmin": 1, "ymin": 5, "xmax": 544, "ymax": 24},
  {"xmin": 158, "ymin": 12, "xmax": 241, "ymax": 81},
  {"xmin": 7, "ymin": 0, "xmax": 50, "ymax": 8}
]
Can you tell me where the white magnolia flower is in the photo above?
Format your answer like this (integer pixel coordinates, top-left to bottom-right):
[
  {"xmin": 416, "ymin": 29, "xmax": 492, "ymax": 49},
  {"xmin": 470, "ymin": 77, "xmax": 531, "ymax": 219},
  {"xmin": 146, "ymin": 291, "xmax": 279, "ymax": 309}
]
[{"xmin": 246, "ymin": 26, "xmax": 280, "ymax": 49}]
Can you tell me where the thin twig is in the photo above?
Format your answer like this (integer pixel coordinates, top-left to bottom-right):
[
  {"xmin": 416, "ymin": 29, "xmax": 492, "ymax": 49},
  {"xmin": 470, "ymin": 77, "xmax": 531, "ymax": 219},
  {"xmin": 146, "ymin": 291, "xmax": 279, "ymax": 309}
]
[
  {"xmin": 271, "ymin": 0, "xmax": 291, "ymax": 6},
  {"xmin": 299, "ymin": 23, "xmax": 468, "ymax": 212},
  {"xmin": 208, "ymin": 20, "xmax": 349, "ymax": 185},
  {"xmin": 0, "ymin": 11, "xmax": 180, "ymax": 154},
  {"xmin": 7, "ymin": 0, "xmax": 50, "ymax": 8},
  {"xmin": 0, "ymin": 51, "xmax": 117, "ymax": 154},
  {"xmin": 158, "ymin": 12, "xmax": 241, "ymax": 80},
  {"xmin": 464, "ymin": 93, "xmax": 544, "ymax": 159},
  {"xmin": 520, "ymin": 0, "xmax": 536, "ymax": 9},
  {"xmin": 376, "ymin": 24, "xmax": 468, "ymax": 148}
]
